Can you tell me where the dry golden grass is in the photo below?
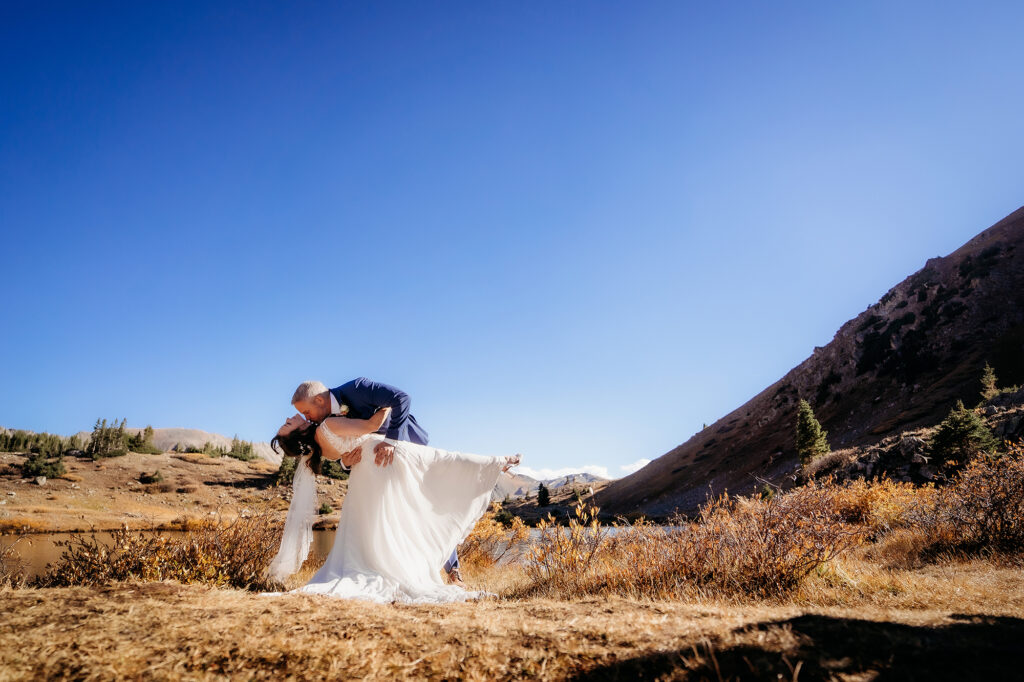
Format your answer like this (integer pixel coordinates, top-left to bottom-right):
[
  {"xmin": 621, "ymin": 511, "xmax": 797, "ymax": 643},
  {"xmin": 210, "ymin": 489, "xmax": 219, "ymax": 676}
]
[
  {"xmin": 1, "ymin": 575, "xmax": 1022, "ymax": 681},
  {"xmin": 0, "ymin": 517, "xmax": 56, "ymax": 534},
  {"xmin": 171, "ymin": 453, "xmax": 223, "ymax": 465},
  {"xmin": 3, "ymin": 444, "xmax": 1024, "ymax": 679}
]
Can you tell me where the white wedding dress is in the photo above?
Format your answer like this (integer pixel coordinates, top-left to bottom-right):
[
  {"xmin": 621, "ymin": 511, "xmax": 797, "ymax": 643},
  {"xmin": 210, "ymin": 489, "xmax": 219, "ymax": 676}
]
[{"xmin": 269, "ymin": 425, "xmax": 506, "ymax": 604}]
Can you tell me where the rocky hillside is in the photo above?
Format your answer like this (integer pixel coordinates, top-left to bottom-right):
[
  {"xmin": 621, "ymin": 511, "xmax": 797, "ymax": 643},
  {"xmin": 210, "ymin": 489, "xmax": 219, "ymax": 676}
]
[{"xmin": 596, "ymin": 206, "xmax": 1024, "ymax": 517}]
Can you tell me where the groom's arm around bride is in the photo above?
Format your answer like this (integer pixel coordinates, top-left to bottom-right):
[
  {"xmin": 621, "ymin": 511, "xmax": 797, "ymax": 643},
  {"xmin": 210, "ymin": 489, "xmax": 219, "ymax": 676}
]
[{"xmin": 292, "ymin": 377, "xmax": 430, "ymax": 467}]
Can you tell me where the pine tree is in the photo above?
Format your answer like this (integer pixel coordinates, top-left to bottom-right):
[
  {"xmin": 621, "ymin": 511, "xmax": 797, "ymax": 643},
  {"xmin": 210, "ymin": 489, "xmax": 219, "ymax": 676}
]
[
  {"xmin": 537, "ymin": 483, "xmax": 551, "ymax": 507},
  {"xmin": 929, "ymin": 400, "xmax": 999, "ymax": 468},
  {"xmin": 980, "ymin": 362, "xmax": 999, "ymax": 402},
  {"xmin": 796, "ymin": 399, "xmax": 830, "ymax": 467}
]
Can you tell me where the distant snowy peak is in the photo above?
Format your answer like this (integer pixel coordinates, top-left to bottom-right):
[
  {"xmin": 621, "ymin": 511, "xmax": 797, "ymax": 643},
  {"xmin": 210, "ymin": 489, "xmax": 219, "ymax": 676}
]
[{"xmin": 492, "ymin": 470, "xmax": 609, "ymax": 500}]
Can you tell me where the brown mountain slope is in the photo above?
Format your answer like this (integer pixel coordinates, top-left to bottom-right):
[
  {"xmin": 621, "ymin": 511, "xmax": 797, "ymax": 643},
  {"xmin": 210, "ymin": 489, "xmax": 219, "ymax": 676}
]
[{"xmin": 596, "ymin": 206, "xmax": 1024, "ymax": 517}]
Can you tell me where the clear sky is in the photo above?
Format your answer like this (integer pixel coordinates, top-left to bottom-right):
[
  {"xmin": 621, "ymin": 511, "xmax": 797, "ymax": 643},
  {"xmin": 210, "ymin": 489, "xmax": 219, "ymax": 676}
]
[{"xmin": 2, "ymin": 2, "xmax": 1022, "ymax": 480}]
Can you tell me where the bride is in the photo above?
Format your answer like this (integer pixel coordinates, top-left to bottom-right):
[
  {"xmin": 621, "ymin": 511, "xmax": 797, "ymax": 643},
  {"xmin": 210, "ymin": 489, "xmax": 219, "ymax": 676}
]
[{"xmin": 266, "ymin": 407, "xmax": 520, "ymax": 604}]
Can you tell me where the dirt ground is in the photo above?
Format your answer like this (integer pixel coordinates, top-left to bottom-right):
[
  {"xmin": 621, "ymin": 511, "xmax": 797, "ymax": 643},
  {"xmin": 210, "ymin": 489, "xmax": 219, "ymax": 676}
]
[
  {"xmin": 0, "ymin": 451, "xmax": 347, "ymax": 533},
  {"xmin": 1, "ymin": 572, "xmax": 1022, "ymax": 681}
]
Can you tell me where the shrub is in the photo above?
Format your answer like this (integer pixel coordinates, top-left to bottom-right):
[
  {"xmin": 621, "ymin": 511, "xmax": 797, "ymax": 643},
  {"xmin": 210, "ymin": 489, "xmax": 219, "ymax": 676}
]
[
  {"xmin": 825, "ymin": 477, "xmax": 934, "ymax": 538},
  {"xmin": 139, "ymin": 470, "xmax": 164, "ymax": 485},
  {"xmin": 458, "ymin": 504, "xmax": 529, "ymax": 572},
  {"xmin": 34, "ymin": 510, "xmax": 285, "ymax": 591},
  {"xmin": 319, "ymin": 460, "xmax": 349, "ymax": 481},
  {"xmin": 516, "ymin": 487, "xmax": 864, "ymax": 600},
  {"xmin": 275, "ymin": 457, "xmax": 347, "ymax": 485},
  {"xmin": 275, "ymin": 456, "xmax": 297, "ymax": 484},
  {"xmin": 911, "ymin": 441, "xmax": 1024, "ymax": 556},
  {"xmin": 519, "ymin": 503, "xmax": 608, "ymax": 596},
  {"xmin": 20, "ymin": 453, "xmax": 66, "ymax": 479},
  {"xmin": 0, "ymin": 536, "xmax": 27, "ymax": 587},
  {"xmin": 226, "ymin": 436, "xmax": 258, "ymax": 461},
  {"xmin": 318, "ymin": 503, "xmax": 333, "ymax": 515},
  {"xmin": 928, "ymin": 400, "xmax": 998, "ymax": 469}
]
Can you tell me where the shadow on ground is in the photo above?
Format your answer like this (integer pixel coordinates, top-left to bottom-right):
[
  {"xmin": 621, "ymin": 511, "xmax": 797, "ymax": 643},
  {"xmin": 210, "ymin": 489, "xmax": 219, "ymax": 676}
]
[
  {"xmin": 202, "ymin": 476, "xmax": 275, "ymax": 490},
  {"xmin": 572, "ymin": 613, "xmax": 1024, "ymax": 681}
]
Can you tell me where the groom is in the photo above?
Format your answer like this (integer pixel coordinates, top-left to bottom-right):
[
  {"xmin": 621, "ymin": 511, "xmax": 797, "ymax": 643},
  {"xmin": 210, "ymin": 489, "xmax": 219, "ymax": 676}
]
[
  {"xmin": 292, "ymin": 377, "xmax": 428, "ymax": 468},
  {"xmin": 290, "ymin": 377, "xmax": 466, "ymax": 586}
]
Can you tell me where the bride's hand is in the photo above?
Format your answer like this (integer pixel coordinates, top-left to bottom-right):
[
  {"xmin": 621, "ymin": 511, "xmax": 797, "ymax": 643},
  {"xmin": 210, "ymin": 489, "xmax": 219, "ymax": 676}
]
[
  {"xmin": 340, "ymin": 446, "xmax": 362, "ymax": 468},
  {"xmin": 502, "ymin": 454, "xmax": 522, "ymax": 473}
]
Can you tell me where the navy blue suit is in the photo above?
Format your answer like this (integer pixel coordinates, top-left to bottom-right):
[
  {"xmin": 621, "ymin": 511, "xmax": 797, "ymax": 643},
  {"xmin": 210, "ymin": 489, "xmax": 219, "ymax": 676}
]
[{"xmin": 330, "ymin": 377, "xmax": 429, "ymax": 445}]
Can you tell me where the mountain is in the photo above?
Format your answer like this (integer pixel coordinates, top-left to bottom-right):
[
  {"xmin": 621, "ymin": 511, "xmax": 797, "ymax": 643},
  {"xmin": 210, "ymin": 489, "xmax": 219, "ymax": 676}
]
[
  {"xmin": 596, "ymin": 206, "xmax": 1024, "ymax": 517},
  {"xmin": 543, "ymin": 473, "xmax": 608, "ymax": 489},
  {"xmin": 493, "ymin": 472, "xmax": 540, "ymax": 500},
  {"xmin": 491, "ymin": 471, "xmax": 610, "ymax": 501}
]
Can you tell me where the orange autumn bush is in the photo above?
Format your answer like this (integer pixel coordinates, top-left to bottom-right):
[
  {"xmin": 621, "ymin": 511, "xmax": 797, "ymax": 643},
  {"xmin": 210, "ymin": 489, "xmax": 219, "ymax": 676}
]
[
  {"xmin": 34, "ymin": 509, "xmax": 284, "ymax": 591},
  {"xmin": 825, "ymin": 477, "xmax": 935, "ymax": 537},
  {"xmin": 516, "ymin": 483, "xmax": 864, "ymax": 600},
  {"xmin": 458, "ymin": 503, "xmax": 529, "ymax": 572},
  {"xmin": 910, "ymin": 440, "xmax": 1024, "ymax": 556}
]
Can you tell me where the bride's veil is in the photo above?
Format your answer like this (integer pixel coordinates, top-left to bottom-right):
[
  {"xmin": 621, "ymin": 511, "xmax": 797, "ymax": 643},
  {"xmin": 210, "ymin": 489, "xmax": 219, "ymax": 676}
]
[{"xmin": 266, "ymin": 455, "xmax": 317, "ymax": 582}]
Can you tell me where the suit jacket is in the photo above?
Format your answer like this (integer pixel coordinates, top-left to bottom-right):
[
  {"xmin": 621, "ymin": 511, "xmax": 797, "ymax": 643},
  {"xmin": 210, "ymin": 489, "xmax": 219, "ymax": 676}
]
[{"xmin": 330, "ymin": 377, "xmax": 429, "ymax": 445}]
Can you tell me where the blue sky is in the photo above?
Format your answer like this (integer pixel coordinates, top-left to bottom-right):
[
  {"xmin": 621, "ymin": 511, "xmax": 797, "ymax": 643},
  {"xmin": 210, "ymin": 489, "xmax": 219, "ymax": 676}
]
[{"xmin": 2, "ymin": 2, "xmax": 1022, "ymax": 479}]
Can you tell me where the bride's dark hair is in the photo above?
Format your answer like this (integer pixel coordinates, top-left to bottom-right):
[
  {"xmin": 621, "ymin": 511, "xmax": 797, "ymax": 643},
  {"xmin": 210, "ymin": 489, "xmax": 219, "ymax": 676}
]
[{"xmin": 270, "ymin": 421, "xmax": 323, "ymax": 474}]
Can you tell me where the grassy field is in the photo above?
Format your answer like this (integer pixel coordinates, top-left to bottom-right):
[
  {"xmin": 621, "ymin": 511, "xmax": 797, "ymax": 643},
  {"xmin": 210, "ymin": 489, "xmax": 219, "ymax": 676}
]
[
  {"xmin": 2, "ymin": 444, "xmax": 1023, "ymax": 679},
  {"xmin": 0, "ymin": 451, "xmax": 305, "ymax": 533},
  {"xmin": 1, "ymin": 558, "xmax": 1022, "ymax": 681}
]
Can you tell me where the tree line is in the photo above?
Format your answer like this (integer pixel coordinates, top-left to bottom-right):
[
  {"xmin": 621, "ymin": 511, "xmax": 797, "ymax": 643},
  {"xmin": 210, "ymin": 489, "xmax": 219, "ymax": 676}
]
[{"xmin": 175, "ymin": 435, "xmax": 258, "ymax": 461}]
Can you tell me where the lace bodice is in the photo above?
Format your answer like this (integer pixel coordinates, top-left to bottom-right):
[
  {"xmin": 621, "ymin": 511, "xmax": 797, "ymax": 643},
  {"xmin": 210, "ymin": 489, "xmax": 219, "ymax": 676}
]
[{"xmin": 317, "ymin": 422, "xmax": 380, "ymax": 456}]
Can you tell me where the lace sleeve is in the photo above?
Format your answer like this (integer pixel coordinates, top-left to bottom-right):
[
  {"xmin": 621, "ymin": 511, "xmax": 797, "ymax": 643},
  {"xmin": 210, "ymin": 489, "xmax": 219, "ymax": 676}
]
[{"xmin": 317, "ymin": 420, "xmax": 371, "ymax": 455}]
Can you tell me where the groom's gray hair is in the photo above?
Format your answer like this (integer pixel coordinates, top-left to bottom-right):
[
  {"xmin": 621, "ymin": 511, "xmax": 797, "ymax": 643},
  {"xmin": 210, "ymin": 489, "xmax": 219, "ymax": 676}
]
[{"xmin": 292, "ymin": 380, "xmax": 329, "ymax": 405}]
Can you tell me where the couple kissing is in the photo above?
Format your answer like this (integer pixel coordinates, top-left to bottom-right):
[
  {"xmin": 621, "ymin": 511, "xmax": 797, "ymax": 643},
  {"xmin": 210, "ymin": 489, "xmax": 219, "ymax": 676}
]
[{"xmin": 266, "ymin": 377, "xmax": 521, "ymax": 604}]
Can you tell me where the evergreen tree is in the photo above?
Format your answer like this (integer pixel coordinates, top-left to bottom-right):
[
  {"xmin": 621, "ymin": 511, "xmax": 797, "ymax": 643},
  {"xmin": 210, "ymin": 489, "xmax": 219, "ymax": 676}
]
[
  {"xmin": 132, "ymin": 424, "xmax": 162, "ymax": 454},
  {"xmin": 796, "ymin": 399, "xmax": 830, "ymax": 467},
  {"xmin": 537, "ymin": 482, "xmax": 551, "ymax": 507},
  {"xmin": 87, "ymin": 418, "xmax": 129, "ymax": 458},
  {"xmin": 980, "ymin": 362, "xmax": 999, "ymax": 402},
  {"xmin": 929, "ymin": 400, "xmax": 999, "ymax": 468},
  {"xmin": 22, "ymin": 452, "xmax": 65, "ymax": 479},
  {"xmin": 276, "ymin": 456, "xmax": 300, "ymax": 485}
]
